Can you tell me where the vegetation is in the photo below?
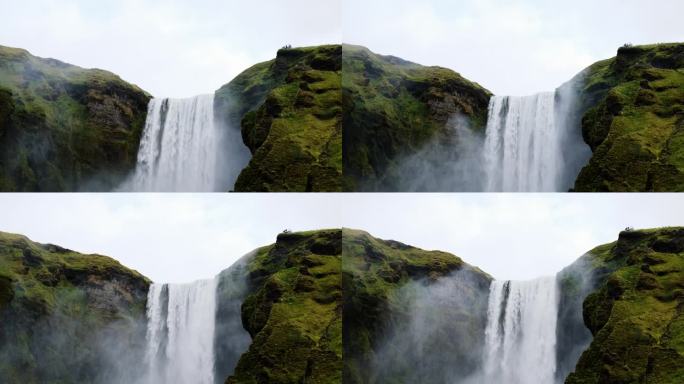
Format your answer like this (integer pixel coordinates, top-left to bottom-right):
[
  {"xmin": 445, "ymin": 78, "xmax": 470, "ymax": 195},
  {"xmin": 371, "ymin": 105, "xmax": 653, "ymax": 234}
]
[
  {"xmin": 566, "ymin": 227, "xmax": 684, "ymax": 383},
  {"xmin": 342, "ymin": 229, "xmax": 491, "ymax": 383},
  {"xmin": 215, "ymin": 45, "xmax": 342, "ymax": 192},
  {"xmin": 0, "ymin": 45, "xmax": 150, "ymax": 191},
  {"xmin": 0, "ymin": 231, "xmax": 150, "ymax": 383},
  {"xmin": 342, "ymin": 45, "xmax": 492, "ymax": 191},
  {"xmin": 573, "ymin": 43, "xmax": 684, "ymax": 191},
  {"xmin": 2, "ymin": 226, "xmax": 684, "ymax": 383},
  {"xmin": 226, "ymin": 229, "xmax": 342, "ymax": 383}
]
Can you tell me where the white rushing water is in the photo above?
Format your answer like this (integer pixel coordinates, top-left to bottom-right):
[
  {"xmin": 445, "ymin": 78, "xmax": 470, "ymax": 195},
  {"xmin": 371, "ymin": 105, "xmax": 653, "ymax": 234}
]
[
  {"xmin": 127, "ymin": 95, "xmax": 222, "ymax": 191},
  {"xmin": 482, "ymin": 93, "xmax": 563, "ymax": 192},
  {"xmin": 144, "ymin": 279, "xmax": 218, "ymax": 384},
  {"xmin": 482, "ymin": 278, "xmax": 558, "ymax": 384}
]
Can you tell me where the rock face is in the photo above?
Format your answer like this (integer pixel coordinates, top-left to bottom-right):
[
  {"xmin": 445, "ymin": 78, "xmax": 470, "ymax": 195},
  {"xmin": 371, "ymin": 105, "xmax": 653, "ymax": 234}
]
[
  {"xmin": 0, "ymin": 45, "xmax": 151, "ymax": 191},
  {"xmin": 226, "ymin": 229, "xmax": 342, "ymax": 384},
  {"xmin": 215, "ymin": 45, "xmax": 342, "ymax": 192},
  {"xmin": 342, "ymin": 45, "xmax": 492, "ymax": 191},
  {"xmin": 573, "ymin": 43, "xmax": 684, "ymax": 191},
  {"xmin": 565, "ymin": 227, "xmax": 684, "ymax": 383},
  {"xmin": 0, "ymin": 231, "xmax": 150, "ymax": 383},
  {"xmin": 2, "ymin": 226, "xmax": 683, "ymax": 384},
  {"xmin": 342, "ymin": 229, "xmax": 492, "ymax": 383}
]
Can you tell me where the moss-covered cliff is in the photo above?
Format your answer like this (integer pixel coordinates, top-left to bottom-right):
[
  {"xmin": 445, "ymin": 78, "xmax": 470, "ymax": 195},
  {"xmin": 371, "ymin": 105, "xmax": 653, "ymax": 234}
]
[
  {"xmin": 342, "ymin": 229, "xmax": 492, "ymax": 383},
  {"xmin": 226, "ymin": 229, "xmax": 342, "ymax": 383},
  {"xmin": 573, "ymin": 43, "xmax": 684, "ymax": 191},
  {"xmin": 565, "ymin": 227, "xmax": 684, "ymax": 383},
  {"xmin": 0, "ymin": 231, "xmax": 150, "ymax": 383},
  {"xmin": 342, "ymin": 45, "xmax": 492, "ymax": 191},
  {"xmin": 215, "ymin": 45, "xmax": 342, "ymax": 192},
  {"xmin": 0, "ymin": 45, "xmax": 151, "ymax": 191}
]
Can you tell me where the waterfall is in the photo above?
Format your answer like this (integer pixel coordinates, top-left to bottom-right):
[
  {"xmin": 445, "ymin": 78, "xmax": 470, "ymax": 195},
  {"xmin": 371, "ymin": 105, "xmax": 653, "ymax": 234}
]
[
  {"xmin": 482, "ymin": 93, "xmax": 563, "ymax": 192},
  {"xmin": 482, "ymin": 277, "xmax": 558, "ymax": 384},
  {"xmin": 144, "ymin": 279, "xmax": 218, "ymax": 384},
  {"xmin": 126, "ymin": 95, "xmax": 222, "ymax": 191}
]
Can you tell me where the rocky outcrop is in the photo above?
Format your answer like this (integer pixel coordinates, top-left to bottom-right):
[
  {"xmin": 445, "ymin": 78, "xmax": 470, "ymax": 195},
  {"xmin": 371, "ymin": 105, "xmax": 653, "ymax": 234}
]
[
  {"xmin": 342, "ymin": 229, "xmax": 492, "ymax": 383},
  {"xmin": 2, "ymin": 225, "xmax": 682, "ymax": 384},
  {"xmin": 342, "ymin": 45, "xmax": 492, "ymax": 191},
  {"xmin": 215, "ymin": 45, "xmax": 342, "ymax": 192},
  {"xmin": 0, "ymin": 45, "xmax": 151, "ymax": 191},
  {"xmin": 572, "ymin": 43, "xmax": 684, "ymax": 191},
  {"xmin": 226, "ymin": 229, "xmax": 342, "ymax": 384},
  {"xmin": 565, "ymin": 227, "xmax": 684, "ymax": 383},
  {"xmin": 0, "ymin": 231, "xmax": 150, "ymax": 383}
]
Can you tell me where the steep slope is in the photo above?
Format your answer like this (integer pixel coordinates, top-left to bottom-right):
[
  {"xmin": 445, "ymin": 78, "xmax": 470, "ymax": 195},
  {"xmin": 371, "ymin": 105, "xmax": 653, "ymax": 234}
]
[
  {"xmin": 564, "ymin": 227, "xmax": 684, "ymax": 383},
  {"xmin": 225, "ymin": 229, "xmax": 342, "ymax": 384},
  {"xmin": 342, "ymin": 45, "xmax": 492, "ymax": 191},
  {"xmin": 0, "ymin": 231, "xmax": 150, "ymax": 383},
  {"xmin": 573, "ymin": 43, "xmax": 684, "ymax": 191},
  {"xmin": 215, "ymin": 45, "xmax": 342, "ymax": 192},
  {"xmin": 0, "ymin": 45, "xmax": 151, "ymax": 191},
  {"xmin": 342, "ymin": 229, "xmax": 492, "ymax": 383}
]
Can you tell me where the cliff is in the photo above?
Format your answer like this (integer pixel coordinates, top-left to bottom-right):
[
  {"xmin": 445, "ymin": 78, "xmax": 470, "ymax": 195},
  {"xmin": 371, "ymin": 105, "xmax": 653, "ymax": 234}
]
[
  {"xmin": 0, "ymin": 45, "xmax": 151, "ymax": 191},
  {"xmin": 0, "ymin": 231, "xmax": 150, "ymax": 383},
  {"xmin": 573, "ymin": 43, "xmax": 684, "ymax": 191},
  {"xmin": 342, "ymin": 229, "xmax": 492, "ymax": 383},
  {"xmin": 564, "ymin": 227, "xmax": 684, "ymax": 383},
  {"xmin": 342, "ymin": 45, "xmax": 492, "ymax": 191},
  {"xmin": 215, "ymin": 45, "xmax": 342, "ymax": 192},
  {"xmin": 2, "ymin": 226, "xmax": 682, "ymax": 383},
  {"xmin": 225, "ymin": 229, "xmax": 342, "ymax": 383}
]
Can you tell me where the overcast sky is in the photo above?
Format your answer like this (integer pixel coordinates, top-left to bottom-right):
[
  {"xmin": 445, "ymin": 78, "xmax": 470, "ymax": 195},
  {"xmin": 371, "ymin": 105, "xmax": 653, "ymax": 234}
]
[
  {"xmin": 2, "ymin": 1, "xmax": 682, "ymax": 97},
  {"xmin": 0, "ymin": 194, "xmax": 681, "ymax": 282},
  {"xmin": 344, "ymin": 0, "xmax": 684, "ymax": 95},
  {"xmin": 0, "ymin": 0, "xmax": 341, "ymax": 97}
]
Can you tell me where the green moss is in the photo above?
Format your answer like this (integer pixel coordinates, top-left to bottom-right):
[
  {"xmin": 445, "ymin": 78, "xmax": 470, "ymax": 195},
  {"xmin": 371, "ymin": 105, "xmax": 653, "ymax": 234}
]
[
  {"xmin": 216, "ymin": 45, "xmax": 342, "ymax": 192},
  {"xmin": 573, "ymin": 43, "xmax": 684, "ymax": 191},
  {"xmin": 567, "ymin": 227, "xmax": 684, "ymax": 383},
  {"xmin": 0, "ymin": 231, "xmax": 150, "ymax": 383},
  {"xmin": 342, "ymin": 228, "xmax": 491, "ymax": 383},
  {"xmin": 342, "ymin": 45, "xmax": 492, "ymax": 191},
  {"xmin": 0, "ymin": 45, "xmax": 151, "ymax": 191},
  {"xmin": 226, "ymin": 229, "xmax": 342, "ymax": 384}
]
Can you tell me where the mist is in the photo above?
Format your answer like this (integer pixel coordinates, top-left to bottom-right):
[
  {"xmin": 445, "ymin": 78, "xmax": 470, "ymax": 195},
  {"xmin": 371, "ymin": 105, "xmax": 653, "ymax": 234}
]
[
  {"xmin": 213, "ymin": 251, "xmax": 253, "ymax": 383},
  {"xmin": 355, "ymin": 247, "xmax": 606, "ymax": 384},
  {"xmin": 392, "ymin": 114, "xmax": 486, "ymax": 191},
  {"xmin": 0, "ymin": 248, "xmax": 255, "ymax": 384},
  {"xmin": 555, "ymin": 74, "xmax": 593, "ymax": 192},
  {"xmin": 368, "ymin": 268, "xmax": 491, "ymax": 383},
  {"xmin": 390, "ymin": 73, "xmax": 592, "ymax": 192},
  {"xmin": 0, "ymin": 283, "xmax": 149, "ymax": 384},
  {"xmin": 555, "ymin": 253, "xmax": 602, "ymax": 383}
]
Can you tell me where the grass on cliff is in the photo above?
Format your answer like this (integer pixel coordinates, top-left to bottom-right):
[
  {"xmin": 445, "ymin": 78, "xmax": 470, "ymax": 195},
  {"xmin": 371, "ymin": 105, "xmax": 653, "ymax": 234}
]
[
  {"xmin": 574, "ymin": 43, "xmax": 684, "ymax": 191},
  {"xmin": 0, "ymin": 231, "xmax": 148, "ymax": 316},
  {"xmin": 342, "ymin": 228, "xmax": 493, "ymax": 383},
  {"xmin": 0, "ymin": 45, "xmax": 150, "ymax": 191},
  {"xmin": 342, "ymin": 44, "xmax": 492, "ymax": 191},
  {"xmin": 216, "ymin": 45, "xmax": 342, "ymax": 192},
  {"xmin": 228, "ymin": 229, "xmax": 342, "ymax": 384},
  {"xmin": 568, "ymin": 227, "xmax": 684, "ymax": 383}
]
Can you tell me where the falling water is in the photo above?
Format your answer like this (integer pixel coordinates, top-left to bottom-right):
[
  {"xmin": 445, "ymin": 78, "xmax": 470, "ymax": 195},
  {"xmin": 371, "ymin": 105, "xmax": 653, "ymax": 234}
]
[
  {"xmin": 482, "ymin": 93, "xmax": 562, "ymax": 192},
  {"xmin": 144, "ymin": 279, "xmax": 218, "ymax": 384},
  {"xmin": 482, "ymin": 277, "xmax": 558, "ymax": 384},
  {"xmin": 127, "ymin": 95, "xmax": 222, "ymax": 191}
]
